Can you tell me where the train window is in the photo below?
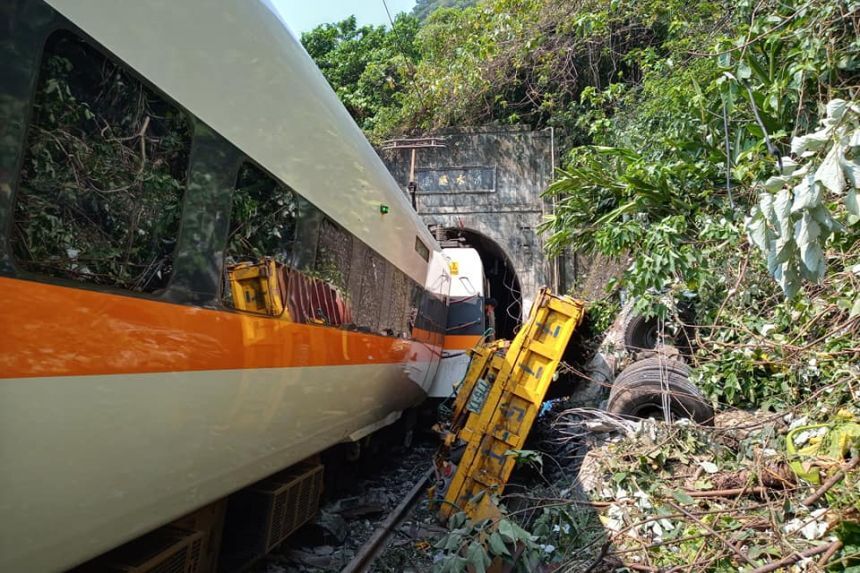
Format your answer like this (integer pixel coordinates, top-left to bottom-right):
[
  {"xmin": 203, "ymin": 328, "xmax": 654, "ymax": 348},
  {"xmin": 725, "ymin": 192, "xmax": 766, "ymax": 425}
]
[
  {"xmin": 224, "ymin": 162, "xmax": 298, "ymax": 263},
  {"xmin": 415, "ymin": 237, "xmax": 430, "ymax": 261},
  {"xmin": 11, "ymin": 31, "xmax": 191, "ymax": 292},
  {"xmin": 315, "ymin": 218, "xmax": 352, "ymax": 294},
  {"xmin": 222, "ymin": 162, "xmax": 298, "ymax": 310},
  {"xmin": 354, "ymin": 247, "xmax": 384, "ymax": 331}
]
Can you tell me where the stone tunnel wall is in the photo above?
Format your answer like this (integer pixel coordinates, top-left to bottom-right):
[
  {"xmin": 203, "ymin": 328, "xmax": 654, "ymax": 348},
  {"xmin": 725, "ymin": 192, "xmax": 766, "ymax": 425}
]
[{"xmin": 379, "ymin": 126, "xmax": 562, "ymax": 316}]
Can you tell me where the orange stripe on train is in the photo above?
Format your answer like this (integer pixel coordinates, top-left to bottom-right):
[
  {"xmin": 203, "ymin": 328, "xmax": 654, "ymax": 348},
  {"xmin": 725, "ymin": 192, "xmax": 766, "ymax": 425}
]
[
  {"xmin": 0, "ymin": 277, "xmax": 422, "ymax": 379},
  {"xmin": 443, "ymin": 334, "xmax": 482, "ymax": 351}
]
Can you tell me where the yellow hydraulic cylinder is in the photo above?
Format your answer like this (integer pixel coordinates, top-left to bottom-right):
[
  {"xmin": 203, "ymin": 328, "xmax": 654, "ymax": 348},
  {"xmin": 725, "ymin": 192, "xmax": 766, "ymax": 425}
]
[{"xmin": 436, "ymin": 288, "xmax": 585, "ymax": 521}]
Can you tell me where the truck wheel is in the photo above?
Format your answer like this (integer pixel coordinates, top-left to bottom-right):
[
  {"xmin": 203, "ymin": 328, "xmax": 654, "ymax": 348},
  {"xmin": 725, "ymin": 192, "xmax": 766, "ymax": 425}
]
[
  {"xmin": 623, "ymin": 313, "xmax": 660, "ymax": 352},
  {"xmin": 607, "ymin": 357, "xmax": 714, "ymax": 424}
]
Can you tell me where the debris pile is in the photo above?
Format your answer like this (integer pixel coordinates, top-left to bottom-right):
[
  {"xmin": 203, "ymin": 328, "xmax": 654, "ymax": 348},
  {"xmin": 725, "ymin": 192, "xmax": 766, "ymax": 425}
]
[
  {"xmin": 554, "ymin": 397, "xmax": 860, "ymax": 572},
  {"xmin": 465, "ymin": 390, "xmax": 859, "ymax": 572}
]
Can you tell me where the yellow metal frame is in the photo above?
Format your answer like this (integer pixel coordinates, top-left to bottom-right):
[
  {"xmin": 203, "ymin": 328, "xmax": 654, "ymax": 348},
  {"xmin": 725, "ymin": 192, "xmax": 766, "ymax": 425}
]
[
  {"xmin": 226, "ymin": 259, "xmax": 290, "ymax": 319},
  {"xmin": 437, "ymin": 288, "xmax": 585, "ymax": 521}
]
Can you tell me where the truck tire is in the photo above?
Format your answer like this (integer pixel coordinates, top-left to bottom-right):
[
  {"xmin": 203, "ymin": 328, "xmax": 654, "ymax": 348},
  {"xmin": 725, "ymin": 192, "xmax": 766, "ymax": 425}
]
[
  {"xmin": 623, "ymin": 313, "xmax": 660, "ymax": 352},
  {"xmin": 607, "ymin": 357, "xmax": 714, "ymax": 424}
]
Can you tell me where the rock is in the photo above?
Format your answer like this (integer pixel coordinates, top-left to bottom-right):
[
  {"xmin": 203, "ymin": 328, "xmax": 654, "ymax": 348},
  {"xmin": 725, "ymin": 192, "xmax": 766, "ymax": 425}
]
[
  {"xmin": 283, "ymin": 549, "xmax": 333, "ymax": 569},
  {"xmin": 568, "ymin": 351, "xmax": 614, "ymax": 407},
  {"xmin": 303, "ymin": 511, "xmax": 348, "ymax": 545}
]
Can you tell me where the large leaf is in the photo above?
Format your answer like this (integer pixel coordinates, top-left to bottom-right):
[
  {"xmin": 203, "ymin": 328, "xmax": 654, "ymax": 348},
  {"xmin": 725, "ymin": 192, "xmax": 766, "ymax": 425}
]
[
  {"xmin": 826, "ymin": 99, "xmax": 848, "ymax": 121},
  {"xmin": 773, "ymin": 188, "xmax": 792, "ymax": 235},
  {"xmin": 841, "ymin": 153, "xmax": 860, "ymax": 188},
  {"xmin": 746, "ymin": 211, "xmax": 768, "ymax": 251},
  {"xmin": 465, "ymin": 542, "xmax": 489, "ymax": 573},
  {"xmin": 790, "ymin": 173, "xmax": 821, "ymax": 212},
  {"xmin": 775, "ymin": 262, "xmax": 801, "ymax": 298},
  {"xmin": 758, "ymin": 192, "xmax": 776, "ymax": 226},
  {"xmin": 815, "ymin": 143, "xmax": 846, "ymax": 194},
  {"xmin": 809, "ymin": 204, "xmax": 843, "ymax": 234},
  {"xmin": 498, "ymin": 519, "xmax": 518, "ymax": 544},
  {"xmin": 780, "ymin": 156, "xmax": 798, "ymax": 176},
  {"xmin": 764, "ymin": 176, "xmax": 788, "ymax": 192},
  {"xmin": 846, "ymin": 188, "xmax": 860, "ymax": 218},
  {"xmin": 794, "ymin": 212, "xmax": 824, "ymax": 280},
  {"xmin": 488, "ymin": 532, "xmax": 511, "ymax": 557},
  {"xmin": 791, "ymin": 128, "xmax": 831, "ymax": 157}
]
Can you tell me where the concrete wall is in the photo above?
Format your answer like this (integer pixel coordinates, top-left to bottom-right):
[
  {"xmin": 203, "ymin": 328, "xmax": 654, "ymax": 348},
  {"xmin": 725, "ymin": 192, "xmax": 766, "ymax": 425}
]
[{"xmin": 379, "ymin": 126, "xmax": 558, "ymax": 316}]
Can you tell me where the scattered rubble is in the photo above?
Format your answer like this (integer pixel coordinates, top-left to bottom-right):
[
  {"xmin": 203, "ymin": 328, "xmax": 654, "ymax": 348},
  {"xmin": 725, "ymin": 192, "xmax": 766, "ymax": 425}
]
[{"xmin": 254, "ymin": 438, "xmax": 443, "ymax": 573}]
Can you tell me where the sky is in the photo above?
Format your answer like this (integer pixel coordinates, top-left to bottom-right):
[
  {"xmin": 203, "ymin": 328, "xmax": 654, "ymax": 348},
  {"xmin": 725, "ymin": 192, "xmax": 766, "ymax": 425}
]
[{"xmin": 271, "ymin": 0, "xmax": 417, "ymax": 35}]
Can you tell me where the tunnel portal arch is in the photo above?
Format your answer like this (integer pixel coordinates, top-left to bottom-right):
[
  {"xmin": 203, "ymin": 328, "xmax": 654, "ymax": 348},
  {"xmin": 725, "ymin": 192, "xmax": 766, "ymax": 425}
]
[
  {"xmin": 442, "ymin": 227, "xmax": 522, "ymax": 340},
  {"xmin": 380, "ymin": 126, "xmax": 562, "ymax": 329}
]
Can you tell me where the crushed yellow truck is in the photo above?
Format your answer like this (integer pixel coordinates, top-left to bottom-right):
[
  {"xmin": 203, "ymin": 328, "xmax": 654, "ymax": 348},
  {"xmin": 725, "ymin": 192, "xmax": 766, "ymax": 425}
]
[{"xmin": 433, "ymin": 288, "xmax": 585, "ymax": 521}]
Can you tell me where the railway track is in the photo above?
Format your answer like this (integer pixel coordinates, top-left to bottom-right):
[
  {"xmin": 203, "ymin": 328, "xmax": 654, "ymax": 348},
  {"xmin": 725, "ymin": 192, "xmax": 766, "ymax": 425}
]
[{"xmin": 341, "ymin": 467, "xmax": 434, "ymax": 573}]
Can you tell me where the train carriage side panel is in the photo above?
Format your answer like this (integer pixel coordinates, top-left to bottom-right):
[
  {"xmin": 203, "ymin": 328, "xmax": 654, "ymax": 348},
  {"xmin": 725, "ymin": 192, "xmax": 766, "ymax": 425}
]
[{"xmin": 0, "ymin": 1, "xmax": 450, "ymax": 571}]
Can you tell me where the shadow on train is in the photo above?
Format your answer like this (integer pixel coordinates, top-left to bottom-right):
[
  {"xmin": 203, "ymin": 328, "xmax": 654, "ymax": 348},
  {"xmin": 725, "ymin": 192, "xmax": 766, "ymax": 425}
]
[{"xmin": 443, "ymin": 228, "xmax": 522, "ymax": 340}]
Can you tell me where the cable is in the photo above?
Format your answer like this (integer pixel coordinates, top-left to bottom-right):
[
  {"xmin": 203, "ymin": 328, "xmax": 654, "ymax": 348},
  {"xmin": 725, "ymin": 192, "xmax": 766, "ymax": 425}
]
[{"xmin": 380, "ymin": 0, "xmax": 430, "ymax": 114}]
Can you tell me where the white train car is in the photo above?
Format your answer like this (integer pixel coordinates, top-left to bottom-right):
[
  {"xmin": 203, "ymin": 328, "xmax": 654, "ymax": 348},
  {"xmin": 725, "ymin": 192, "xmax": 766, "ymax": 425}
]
[
  {"xmin": 0, "ymin": 1, "xmax": 452, "ymax": 570},
  {"xmin": 429, "ymin": 247, "xmax": 487, "ymax": 398}
]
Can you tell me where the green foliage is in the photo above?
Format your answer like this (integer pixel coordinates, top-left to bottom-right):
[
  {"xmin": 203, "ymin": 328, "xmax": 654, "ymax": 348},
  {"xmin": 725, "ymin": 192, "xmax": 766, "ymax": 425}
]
[
  {"xmin": 412, "ymin": 0, "xmax": 476, "ymax": 22},
  {"xmin": 300, "ymin": 14, "xmax": 420, "ymax": 136},
  {"xmin": 746, "ymin": 100, "xmax": 860, "ymax": 297},
  {"xmin": 225, "ymin": 163, "xmax": 298, "ymax": 262},
  {"xmin": 536, "ymin": 0, "xmax": 859, "ymax": 408},
  {"xmin": 584, "ymin": 296, "xmax": 620, "ymax": 335},
  {"xmin": 433, "ymin": 512, "xmax": 541, "ymax": 573},
  {"xmin": 504, "ymin": 448, "xmax": 543, "ymax": 472},
  {"xmin": 13, "ymin": 34, "xmax": 190, "ymax": 292}
]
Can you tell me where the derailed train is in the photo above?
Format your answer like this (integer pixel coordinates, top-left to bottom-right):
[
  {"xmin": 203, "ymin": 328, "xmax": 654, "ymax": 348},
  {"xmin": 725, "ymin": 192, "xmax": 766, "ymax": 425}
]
[{"xmin": 0, "ymin": 1, "xmax": 488, "ymax": 571}]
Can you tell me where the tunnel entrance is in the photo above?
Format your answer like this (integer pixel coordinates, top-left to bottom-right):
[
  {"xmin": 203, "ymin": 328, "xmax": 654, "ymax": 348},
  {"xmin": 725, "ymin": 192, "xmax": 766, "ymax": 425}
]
[{"xmin": 440, "ymin": 228, "xmax": 522, "ymax": 340}]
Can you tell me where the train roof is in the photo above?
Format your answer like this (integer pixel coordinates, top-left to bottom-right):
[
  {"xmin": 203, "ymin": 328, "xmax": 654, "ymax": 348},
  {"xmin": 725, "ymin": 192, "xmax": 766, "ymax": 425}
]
[{"xmin": 46, "ymin": 0, "xmax": 439, "ymax": 284}]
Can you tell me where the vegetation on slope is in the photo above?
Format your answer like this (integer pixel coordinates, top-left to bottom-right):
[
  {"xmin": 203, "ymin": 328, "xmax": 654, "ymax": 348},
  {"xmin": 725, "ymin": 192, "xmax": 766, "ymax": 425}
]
[{"xmin": 303, "ymin": 0, "xmax": 859, "ymax": 570}]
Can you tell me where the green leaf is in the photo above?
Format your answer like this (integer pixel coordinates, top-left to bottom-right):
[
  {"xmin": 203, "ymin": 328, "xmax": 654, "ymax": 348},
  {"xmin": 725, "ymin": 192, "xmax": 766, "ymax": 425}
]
[
  {"xmin": 795, "ymin": 211, "xmax": 824, "ymax": 279},
  {"xmin": 448, "ymin": 512, "xmax": 467, "ymax": 530},
  {"xmin": 465, "ymin": 542, "xmax": 489, "ymax": 573},
  {"xmin": 440, "ymin": 555, "xmax": 468, "ymax": 573},
  {"xmin": 846, "ymin": 188, "xmax": 860, "ymax": 217},
  {"xmin": 826, "ymin": 99, "xmax": 848, "ymax": 120},
  {"xmin": 841, "ymin": 154, "xmax": 860, "ymax": 188},
  {"xmin": 488, "ymin": 532, "xmax": 511, "ymax": 557},
  {"xmin": 746, "ymin": 212, "xmax": 768, "ymax": 251},
  {"xmin": 815, "ymin": 144, "xmax": 846, "ymax": 194},
  {"xmin": 444, "ymin": 533, "xmax": 464, "ymax": 552},
  {"xmin": 498, "ymin": 519, "xmax": 517, "ymax": 543},
  {"xmin": 810, "ymin": 204, "xmax": 843, "ymax": 234},
  {"xmin": 698, "ymin": 461, "xmax": 719, "ymax": 474},
  {"xmin": 792, "ymin": 128, "xmax": 830, "ymax": 156},
  {"xmin": 780, "ymin": 156, "xmax": 798, "ymax": 176},
  {"xmin": 672, "ymin": 490, "xmax": 695, "ymax": 505},
  {"xmin": 759, "ymin": 192, "xmax": 775, "ymax": 223},
  {"xmin": 764, "ymin": 176, "xmax": 787, "ymax": 192},
  {"xmin": 791, "ymin": 174, "xmax": 822, "ymax": 213},
  {"xmin": 773, "ymin": 189, "xmax": 792, "ymax": 235}
]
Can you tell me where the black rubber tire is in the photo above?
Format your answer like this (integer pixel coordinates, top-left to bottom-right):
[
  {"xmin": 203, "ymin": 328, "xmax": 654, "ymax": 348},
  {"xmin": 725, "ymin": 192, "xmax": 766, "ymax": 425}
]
[
  {"xmin": 608, "ymin": 357, "xmax": 714, "ymax": 425},
  {"xmin": 623, "ymin": 313, "xmax": 660, "ymax": 352}
]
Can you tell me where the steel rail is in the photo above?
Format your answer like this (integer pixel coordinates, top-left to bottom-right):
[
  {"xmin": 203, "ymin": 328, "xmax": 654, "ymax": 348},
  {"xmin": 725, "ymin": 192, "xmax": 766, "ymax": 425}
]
[{"xmin": 341, "ymin": 466, "xmax": 433, "ymax": 573}]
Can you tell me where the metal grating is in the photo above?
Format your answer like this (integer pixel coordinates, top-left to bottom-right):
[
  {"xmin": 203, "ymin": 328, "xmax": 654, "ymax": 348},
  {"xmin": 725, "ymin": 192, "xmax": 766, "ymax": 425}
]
[
  {"xmin": 149, "ymin": 545, "xmax": 186, "ymax": 573},
  {"xmin": 258, "ymin": 463, "xmax": 324, "ymax": 553},
  {"xmin": 84, "ymin": 528, "xmax": 204, "ymax": 573}
]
